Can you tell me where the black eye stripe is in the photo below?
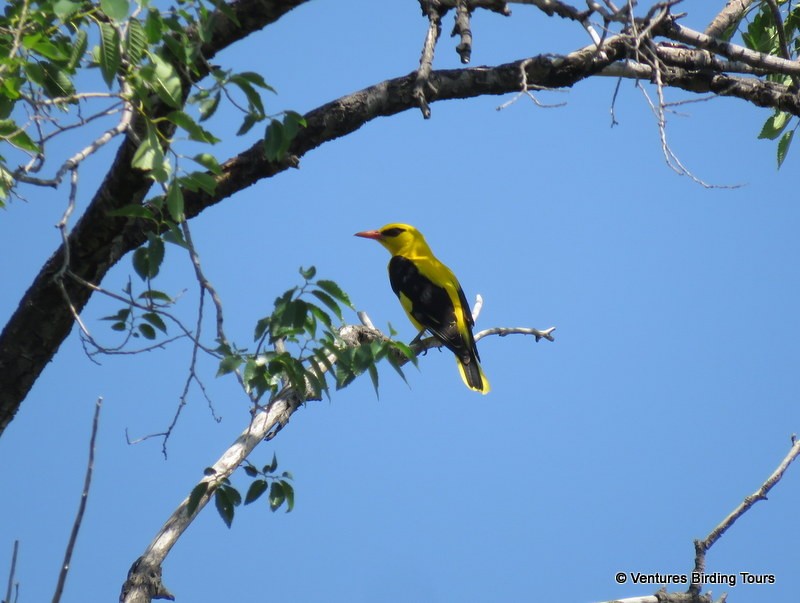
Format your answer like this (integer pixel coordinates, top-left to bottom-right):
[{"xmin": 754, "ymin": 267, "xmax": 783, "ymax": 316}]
[{"xmin": 381, "ymin": 227, "xmax": 406, "ymax": 237}]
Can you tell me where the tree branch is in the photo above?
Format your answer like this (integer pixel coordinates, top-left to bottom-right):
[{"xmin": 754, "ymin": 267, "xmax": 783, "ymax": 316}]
[
  {"xmin": 0, "ymin": 0, "xmax": 310, "ymax": 437},
  {"xmin": 6, "ymin": 3, "xmax": 800, "ymax": 439},
  {"xmin": 120, "ymin": 320, "xmax": 554, "ymax": 602},
  {"xmin": 690, "ymin": 435, "xmax": 800, "ymax": 594}
]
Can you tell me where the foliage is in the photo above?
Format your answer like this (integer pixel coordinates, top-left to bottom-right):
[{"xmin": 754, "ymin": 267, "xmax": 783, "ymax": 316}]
[
  {"xmin": 186, "ymin": 455, "xmax": 294, "ymax": 527},
  {"xmin": 217, "ymin": 266, "xmax": 417, "ymax": 403},
  {"xmin": 743, "ymin": 1, "xmax": 800, "ymax": 167},
  {"xmin": 0, "ymin": 0, "xmax": 305, "ymax": 205}
]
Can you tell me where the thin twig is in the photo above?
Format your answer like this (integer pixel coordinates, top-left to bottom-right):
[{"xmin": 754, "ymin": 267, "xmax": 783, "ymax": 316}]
[
  {"xmin": 52, "ymin": 397, "xmax": 103, "ymax": 603},
  {"xmin": 4, "ymin": 540, "xmax": 19, "ymax": 603}
]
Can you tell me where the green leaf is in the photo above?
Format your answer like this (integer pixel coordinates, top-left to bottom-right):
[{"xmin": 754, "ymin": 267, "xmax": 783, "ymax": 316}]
[
  {"xmin": 131, "ymin": 125, "xmax": 164, "ymax": 174},
  {"xmin": 777, "ymin": 129, "xmax": 793, "ymax": 168},
  {"xmin": 26, "ymin": 61, "xmax": 76, "ymax": 100},
  {"xmin": 67, "ymin": 30, "xmax": 88, "ymax": 72},
  {"xmin": 243, "ymin": 464, "xmax": 258, "ymax": 478},
  {"xmin": 187, "ymin": 482, "xmax": 208, "ymax": 516},
  {"xmin": 280, "ymin": 480, "xmax": 295, "ymax": 512},
  {"xmin": 235, "ymin": 71, "xmax": 276, "ymax": 93},
  {"xmin": 307, "ymin": 302, "xmax": 333, "ymax": 330},
  {"xmin": 254, "ymin": 316, "xmax": 271, "ymax": 341},
  {"xmin": 138, "ymin": 323, "xmax": 156, "ymax": 340},
  {"xmin": 214, "ymin": 488, "xmax": 234, "ymax": 528},
  {"xmin": 236, "ymin": 112, "xmax": 260, "ymax": 136},
  {"xmin": 311, "ymin": 290, "xmax": 343, "ymax": 321},
  {"xmin": 180, "ymin": 171, "xmax": 217, "ymax": 195},
  {"xmin": 98, "ymin": 22, "xmax": 121, "ymax": 88},
  {"xmin": 24, "ymin": 36, "xmax": 69, "ymax": 62},
  {"xmin": 217, "ymin": 354, "xmax": 243, "ymax": 376},
  {"xmin": 282, "ymin": 110, "xmax": 306, "ymax": 143},
  {"xmin": 101, "ymin": 308, "xmax": 131, "ymax": 322},
  {"xmin": 268, "ymin": 481, "xmax": 285, "ymax": 511},
  {"xmin": 759, "ymin": 111, "xmax": 791, "ymax": 140},
  {"xmin": 53, "ymin": 0, "xmax": 82, "ymax": 21},
  {"xmin": 101, "ymin": 0, "xmax": 130, "ymax": 21},
  {"xmin": 367, "ymin": 363, "xmax": 380, "ymax": 396},
  {"xmin": 230, "ymin": 74, "xmax": 265, "ymax": 115},
  {"xmin": 192, "ymin": 153, "xmax": 222, "ymax": 175},
  {"xmin": 266, "ymin": 452, "xmax": 278, "ymax": 474},
  {"xmin": 0, "ymin": 120, "xmax": 39, "ymax": 154},
  {"xmin": 166, "ymin": 183, "xmax": 184, "ymax": 222},
  {"xmin": 299, "ymin": 265, "xmax": 316, "ymax": 280},
  {"xmin": 198, "ymin": 91, "xmax": 221, "ymax": 122},
  {"xmin": 126, "ymin": 18, "xmax": 147, "ymax": 66},
  {"xmin": 132, "ymin": 233, "xmax": 165, "ymax": 280},
  {"xmin": 107, "ymin": 203, "xmax": 154, "ymax": 219},
  {"xmin": 142, "ymin": 312, "xmax": 168, "ymax": 333},
  {"xmin": 263, "ymin": 119, "xmax": 285, "ymax": 161},
  {"xmin": 316, "ymin": 280, "xmax": 353, "ymax": 309},
  {"xmin": 144, "ymin": 9, "xmax": 163, "ymax": 44},
  {"xmin": 244, "ymin": 479, "xmax": 268, "ymax": 505},
  {"xmin": 223, "ymin": 485, "xmax": 242, "ymax": 507},
  {"xmin": 166, "ymin": 111, "xmax": 219, "ymax": 144},
  {"xmin": 151, "ymin": 54, "xmax": 182, "ymax": 109},
  {"xmin": 139, "ymin": 289, "xmax": 173, "ymax": 303}
]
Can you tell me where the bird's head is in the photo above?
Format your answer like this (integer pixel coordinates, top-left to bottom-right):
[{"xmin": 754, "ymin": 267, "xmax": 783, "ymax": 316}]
[{"xmin": 354, "ymin": 223, "xmax": 425, "ymax": 256}]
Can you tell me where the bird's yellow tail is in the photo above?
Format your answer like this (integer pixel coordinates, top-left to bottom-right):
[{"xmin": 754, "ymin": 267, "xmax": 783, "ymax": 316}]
[{"xmin": 456, "ymin": 356, "xmax": 490, "ymax": 394}]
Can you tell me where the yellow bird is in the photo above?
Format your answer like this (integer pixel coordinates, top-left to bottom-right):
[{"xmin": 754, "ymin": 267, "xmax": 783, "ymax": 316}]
[{"xmin": 355, "ymin": 223, "xmax": 489, "ymax": 394}]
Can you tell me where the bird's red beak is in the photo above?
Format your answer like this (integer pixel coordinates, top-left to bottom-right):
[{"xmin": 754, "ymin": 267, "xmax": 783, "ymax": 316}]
[{"xmin": 354, "ymin": 229, "xmax": 383, "ymax": 240}]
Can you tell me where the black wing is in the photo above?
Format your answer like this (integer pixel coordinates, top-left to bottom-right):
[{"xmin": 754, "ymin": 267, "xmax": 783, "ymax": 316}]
[{"xmin": 388, "ymin": 255, "xmax": 474, "ymax": 360}]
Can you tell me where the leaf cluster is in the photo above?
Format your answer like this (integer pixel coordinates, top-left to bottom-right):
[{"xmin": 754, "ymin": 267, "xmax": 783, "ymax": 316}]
[
  {"xmin": 743, "ymin": 1, "xmax": 800, "ymax": 167},
  {"xmin": 216, "ymin": 267, "xmax": 417, "ymax": 402},
  {"xmin": 187, "ymin": 454, "xmax": 294, "ymax": 528}
]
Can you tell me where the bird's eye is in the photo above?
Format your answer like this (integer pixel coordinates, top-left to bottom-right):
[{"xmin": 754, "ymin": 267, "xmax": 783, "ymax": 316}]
[{"xmin": 381, "ymin": 227, "xmax": 406, "ymax": 237}]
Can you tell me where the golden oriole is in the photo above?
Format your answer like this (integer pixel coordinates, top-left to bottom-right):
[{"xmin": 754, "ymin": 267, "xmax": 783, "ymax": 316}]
[{"xmin": 355, "ymin": 223, "xmax": 490, "ymax": 394}]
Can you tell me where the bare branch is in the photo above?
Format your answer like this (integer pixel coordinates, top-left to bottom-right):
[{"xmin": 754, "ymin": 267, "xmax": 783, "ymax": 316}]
[
  {"xmin": 52, "ymin": 397, "xmax": 103, "ymax": 603},
  {"xmin": 690, "ymin": 435, "xmax": 800, "ymax": 594},
  {"xmin": 663, "ymin": 18, "xmax": 800, "ymax": 78},
  {"xmin": 475, "ymin": 325, "xmax": 556, "ymax": 342},
  {"xmin": 415, "ymin": 1, "xmax": 445, "ymax": 118},
  {"xmin": 4, "ymin": 540, "xmax": 19, "ymax": 603},
  {"xmin": 453, "ymin": 0, "xmax": 474, "ymax": 63}
]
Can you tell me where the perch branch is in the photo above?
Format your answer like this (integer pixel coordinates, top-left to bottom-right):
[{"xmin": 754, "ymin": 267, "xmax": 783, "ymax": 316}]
[{"xmin": 120, "ymin": 318, "xmax": 554, "ymax": 602}]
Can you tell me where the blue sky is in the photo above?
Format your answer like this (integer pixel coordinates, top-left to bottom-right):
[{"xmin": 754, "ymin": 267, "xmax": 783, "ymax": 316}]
[{"xmin": 1, "ymin": 2, "xmax": 799, "ymax": 602}]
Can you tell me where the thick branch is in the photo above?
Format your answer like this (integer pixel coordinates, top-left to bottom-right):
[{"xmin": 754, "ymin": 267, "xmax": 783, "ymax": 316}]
[
  {"xmin": 0, "ymin": 0, "xmax": 310, "ymax": 437},
  {"xmin": 6, "ymin": 5, "xmax": 800, "ymax": 438}
]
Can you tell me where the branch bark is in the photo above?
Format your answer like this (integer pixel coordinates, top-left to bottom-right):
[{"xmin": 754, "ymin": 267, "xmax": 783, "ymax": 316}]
[{"xmin": 5, "ymin": 3, "xmax": 800, "ymax": 437}]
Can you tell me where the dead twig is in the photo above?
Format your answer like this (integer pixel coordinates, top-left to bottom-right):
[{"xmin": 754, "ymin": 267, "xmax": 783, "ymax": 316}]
[{"xmin": 52, "ymin": 397, "xmax": 103, "ymax": 603}]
